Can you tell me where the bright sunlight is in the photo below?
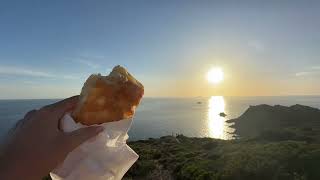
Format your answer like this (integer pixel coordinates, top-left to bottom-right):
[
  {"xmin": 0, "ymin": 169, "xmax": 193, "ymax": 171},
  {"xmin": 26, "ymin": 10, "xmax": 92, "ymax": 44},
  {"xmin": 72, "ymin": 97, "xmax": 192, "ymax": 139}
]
[{"xmin": 207, "ymin": 67, "xmax": 224, "ymax": 84}]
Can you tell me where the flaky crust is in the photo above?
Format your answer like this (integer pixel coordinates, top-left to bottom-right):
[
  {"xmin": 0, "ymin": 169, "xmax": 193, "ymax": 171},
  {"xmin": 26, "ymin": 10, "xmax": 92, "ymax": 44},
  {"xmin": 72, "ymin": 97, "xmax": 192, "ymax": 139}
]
[{"xmin": 72, "ymin": 65, "xmax": 144, "ymax": 125}]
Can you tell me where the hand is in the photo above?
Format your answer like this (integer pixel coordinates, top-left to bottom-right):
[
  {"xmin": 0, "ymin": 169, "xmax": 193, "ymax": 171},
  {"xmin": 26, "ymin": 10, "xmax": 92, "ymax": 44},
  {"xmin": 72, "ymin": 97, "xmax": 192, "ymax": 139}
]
[{"xmin": 0, "ymin": 96, "xmax": 104, "ymax": 180}]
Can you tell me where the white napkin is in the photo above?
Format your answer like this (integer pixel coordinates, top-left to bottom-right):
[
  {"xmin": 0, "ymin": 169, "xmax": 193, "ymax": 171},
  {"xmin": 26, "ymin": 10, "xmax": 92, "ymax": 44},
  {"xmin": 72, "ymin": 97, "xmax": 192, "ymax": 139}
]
[{"xmin": 50, "ymin": 113, "xmax": 139, "ymax": 180}]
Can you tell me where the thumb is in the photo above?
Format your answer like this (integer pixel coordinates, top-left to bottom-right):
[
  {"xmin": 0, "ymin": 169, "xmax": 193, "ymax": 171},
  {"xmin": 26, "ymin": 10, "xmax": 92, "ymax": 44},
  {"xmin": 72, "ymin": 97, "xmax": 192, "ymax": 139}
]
[{"xmin": 64, "ymin": 126, "xmax": 104, "ymax": 151}]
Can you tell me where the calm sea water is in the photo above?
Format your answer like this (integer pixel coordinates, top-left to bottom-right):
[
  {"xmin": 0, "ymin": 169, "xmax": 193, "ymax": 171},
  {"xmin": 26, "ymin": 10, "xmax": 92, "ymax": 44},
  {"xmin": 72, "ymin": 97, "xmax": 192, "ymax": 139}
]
[{"xmin": 0, "ymin": 96, "xmax": 320, "ymax": 141}]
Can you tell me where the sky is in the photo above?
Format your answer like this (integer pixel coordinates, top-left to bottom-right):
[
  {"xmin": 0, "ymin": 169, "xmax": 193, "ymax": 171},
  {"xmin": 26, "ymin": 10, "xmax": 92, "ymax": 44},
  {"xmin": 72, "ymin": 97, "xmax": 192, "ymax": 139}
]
[{"xmin": 0, "ymin": 1, "xmax": 320, "ymax": 99}]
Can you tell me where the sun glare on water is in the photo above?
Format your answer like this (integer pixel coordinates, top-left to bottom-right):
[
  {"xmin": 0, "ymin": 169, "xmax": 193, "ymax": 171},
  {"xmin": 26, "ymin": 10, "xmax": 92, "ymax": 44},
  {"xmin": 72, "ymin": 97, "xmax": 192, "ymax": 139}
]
[
  {"xmin": 207, "ymin": 96, "xmax": 226, "ymax": 139},
  {"xmin": 207, "ymin": 96, "xmax": 233, "ymax": 139},
  {"xmin": 207, "ymin": 67, "xmax": 224, "ymax": 84}
]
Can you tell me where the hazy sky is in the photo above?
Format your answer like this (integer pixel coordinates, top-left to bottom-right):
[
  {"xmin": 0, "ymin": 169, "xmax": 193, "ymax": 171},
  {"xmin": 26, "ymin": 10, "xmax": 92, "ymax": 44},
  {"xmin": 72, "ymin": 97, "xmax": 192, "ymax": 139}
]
[{"xmin": 1, "ymin": 1, "xmax": 320, "ymax": 99}]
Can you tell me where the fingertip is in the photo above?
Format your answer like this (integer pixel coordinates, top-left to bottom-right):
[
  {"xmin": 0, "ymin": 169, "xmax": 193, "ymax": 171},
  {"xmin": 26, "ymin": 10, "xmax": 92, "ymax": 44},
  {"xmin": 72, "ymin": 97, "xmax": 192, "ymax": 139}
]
[
  {"xmin": 68, "ymin": 95, "xmax": 80, "ymax": 104},
  {"xmin": 64, "ymin": 96, "xmax": 80, "ymax": 108},
  {"xmin": 70, "ymin": 95, "xmax": 80, "ymax": 99},
  {"xmin": 52, "ymin": 96, "xmax": 80, "ymax": 117},
  {"xmin": 24, "ymin": 109, "xmax": 37, "ymax": 119}
]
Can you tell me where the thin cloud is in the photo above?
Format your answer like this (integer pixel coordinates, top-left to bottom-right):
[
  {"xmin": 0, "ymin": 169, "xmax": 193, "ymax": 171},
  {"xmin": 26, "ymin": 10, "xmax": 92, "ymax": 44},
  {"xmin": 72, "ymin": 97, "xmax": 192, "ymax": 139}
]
[
  {"xmin": 0, "ymin": 65, "xmax": 78, "ymax": 79},
  {"xmin": 73, "ymin": 58, "xmax": 101, "ymax": 69},
  {"xmin": 0, "ymin": 66, "xmax": 55, "ymax": 78},
  {"xmin": 22, "ymin": 80, "xmax": 38, "ymax": 85},
  {"xmin": 295, "ymin": 71, "xmax": 313, "ymax": 77},
  {"xmin": 61, "ymin": 75, "xmax": 79, "ymax": 80},
  {"xmin": 295, "ymin": 66, "xmax": 320, "ymax": 77},
  {"xmin": 311, "ymin": 66, "xmax": 320, "ymax": 70}
]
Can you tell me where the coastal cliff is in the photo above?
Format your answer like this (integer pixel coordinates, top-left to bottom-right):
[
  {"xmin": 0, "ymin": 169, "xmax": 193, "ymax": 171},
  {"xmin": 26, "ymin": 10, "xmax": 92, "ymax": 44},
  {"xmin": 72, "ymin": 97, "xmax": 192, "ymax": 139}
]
[{"xmin": 227, "ymin": 104, "xmax": 320, "ymax": 141}]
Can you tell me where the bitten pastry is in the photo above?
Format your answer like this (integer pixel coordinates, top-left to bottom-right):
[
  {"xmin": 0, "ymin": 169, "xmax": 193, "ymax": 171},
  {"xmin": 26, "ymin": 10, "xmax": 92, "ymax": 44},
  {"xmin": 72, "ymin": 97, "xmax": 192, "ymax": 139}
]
[{"xmin": 72, "ymin": 65, "xmax": 144, "ymax": 125}]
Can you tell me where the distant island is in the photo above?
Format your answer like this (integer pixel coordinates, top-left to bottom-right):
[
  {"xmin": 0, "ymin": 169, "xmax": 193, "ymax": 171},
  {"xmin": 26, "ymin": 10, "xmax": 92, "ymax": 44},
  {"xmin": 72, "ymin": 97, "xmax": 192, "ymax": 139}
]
[
  {"xmin": 44, "ymin": 104, "xmax": 320, "ymax": 180},
  {"xmin": 219, "ymin": 112, "xmax": 227, "ymax": 117}
]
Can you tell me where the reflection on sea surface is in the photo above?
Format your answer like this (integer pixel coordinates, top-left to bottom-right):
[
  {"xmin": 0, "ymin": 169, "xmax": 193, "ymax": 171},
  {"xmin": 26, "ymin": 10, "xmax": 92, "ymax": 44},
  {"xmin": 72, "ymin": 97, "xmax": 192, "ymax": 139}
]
[
  {"xmin": 3, "ymin": 96, "xmax": 318, "ymax": 140},
  {"xmin": 207, "ymin": 96, "xmax": 233, "ymax": 139}
]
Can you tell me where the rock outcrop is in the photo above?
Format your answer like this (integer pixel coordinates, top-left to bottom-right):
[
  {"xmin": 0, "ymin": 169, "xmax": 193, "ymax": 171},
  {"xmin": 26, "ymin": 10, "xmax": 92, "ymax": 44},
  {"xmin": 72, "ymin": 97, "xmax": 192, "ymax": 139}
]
[{"xmin": 227, "ymin": 104, "xmax": 320, "ymax": 139}]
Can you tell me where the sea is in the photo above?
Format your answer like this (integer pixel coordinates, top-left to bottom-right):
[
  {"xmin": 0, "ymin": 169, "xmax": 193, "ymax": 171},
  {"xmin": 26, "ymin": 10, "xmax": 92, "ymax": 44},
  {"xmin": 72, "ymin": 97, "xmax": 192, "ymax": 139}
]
[{"xmin": 1, "ymin": 96, "xmax": 320, "ymax": 141}]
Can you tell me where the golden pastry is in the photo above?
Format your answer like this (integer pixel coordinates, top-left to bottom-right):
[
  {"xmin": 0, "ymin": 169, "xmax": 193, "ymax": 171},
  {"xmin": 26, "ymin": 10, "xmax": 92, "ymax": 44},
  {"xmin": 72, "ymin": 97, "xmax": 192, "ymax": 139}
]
[{"xmin": 72, "ymin": 65, "xmax": 144, "ymax": 125}]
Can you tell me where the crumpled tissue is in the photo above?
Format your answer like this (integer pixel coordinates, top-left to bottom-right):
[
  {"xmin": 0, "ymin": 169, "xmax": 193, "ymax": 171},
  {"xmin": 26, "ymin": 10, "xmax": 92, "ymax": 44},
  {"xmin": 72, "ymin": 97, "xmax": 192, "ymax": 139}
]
[{"xmin": 50, "ymin": 113, "xmax": 139, "ymax": 180}]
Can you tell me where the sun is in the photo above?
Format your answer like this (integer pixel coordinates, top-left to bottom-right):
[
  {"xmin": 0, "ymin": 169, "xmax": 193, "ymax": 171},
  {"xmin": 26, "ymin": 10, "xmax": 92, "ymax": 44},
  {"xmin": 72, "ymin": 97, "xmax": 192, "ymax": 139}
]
[{"xmin": 207, "ymin": 67, "xmax": 224, "ymax": 84}]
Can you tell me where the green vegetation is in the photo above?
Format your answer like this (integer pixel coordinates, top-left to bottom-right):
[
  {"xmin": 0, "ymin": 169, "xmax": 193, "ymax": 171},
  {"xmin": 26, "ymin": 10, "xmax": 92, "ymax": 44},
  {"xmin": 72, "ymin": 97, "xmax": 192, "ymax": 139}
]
[
  {"xmin": 44, "ymin": 134, "xmax": 320, "ymax": 180},
  {"xmin": 124, "ymin": 135, "xmax": 320, "ymax": 180}
]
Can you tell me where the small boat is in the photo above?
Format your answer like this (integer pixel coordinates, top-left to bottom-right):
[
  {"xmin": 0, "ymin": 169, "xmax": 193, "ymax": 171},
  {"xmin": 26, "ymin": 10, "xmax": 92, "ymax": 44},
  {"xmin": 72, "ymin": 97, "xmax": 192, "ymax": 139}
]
[{"xmin": 219, "ymin": 112, "xmax": 227, "ymax": 117}]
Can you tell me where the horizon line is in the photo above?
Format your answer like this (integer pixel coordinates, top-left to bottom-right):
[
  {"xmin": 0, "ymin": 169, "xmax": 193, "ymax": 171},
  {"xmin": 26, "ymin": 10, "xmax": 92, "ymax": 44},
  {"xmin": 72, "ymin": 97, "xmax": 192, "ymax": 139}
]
[{"xmin": 1, "ymin": 94, "xmax": 320, "ymax": 100}]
